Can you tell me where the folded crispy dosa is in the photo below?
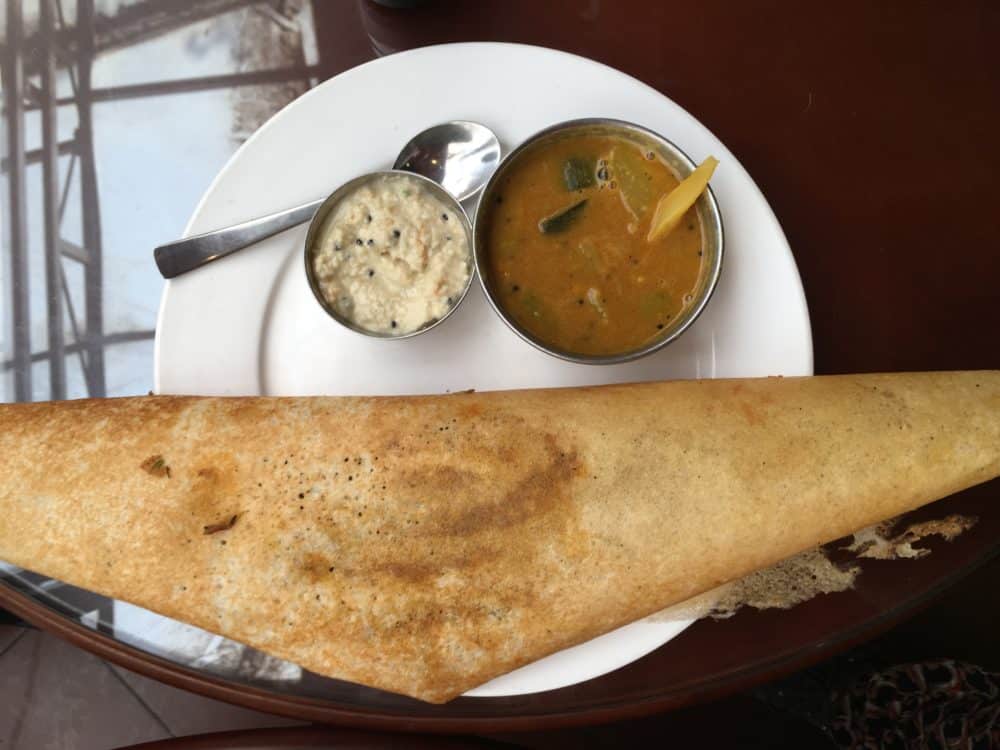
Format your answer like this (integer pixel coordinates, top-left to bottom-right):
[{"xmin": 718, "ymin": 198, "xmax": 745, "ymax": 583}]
[{"xmin": 1, "ymin": 372, "xmax": 998, "ymax": 702}]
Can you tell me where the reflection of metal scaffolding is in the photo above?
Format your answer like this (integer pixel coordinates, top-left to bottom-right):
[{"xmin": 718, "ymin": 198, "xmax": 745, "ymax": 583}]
[
  {"xmin": 3, "ymin": 0, "xmax": 32, "ymax": 400},
  {"xmin": 2, "ymin": 0, "xmax": 105, "ymax": 399},
  {"xmin": 2, "ymin": 0, "xmax": 320, "ymax": 401}
]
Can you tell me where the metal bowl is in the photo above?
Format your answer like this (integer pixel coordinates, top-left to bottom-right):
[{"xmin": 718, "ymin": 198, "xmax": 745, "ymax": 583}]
[
  {"xmin": 304, "ymin": 170, "xmax": 474, "ymax": 340},
  {"xmin": 473, "ymin": 118, "xmax": 724, "ymax": 364}
]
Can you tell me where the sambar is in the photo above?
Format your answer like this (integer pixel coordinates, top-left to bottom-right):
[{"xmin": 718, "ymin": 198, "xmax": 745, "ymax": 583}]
[{"xmin": 478, "ymin": 122, "xmax": 721, "ymax": 360}]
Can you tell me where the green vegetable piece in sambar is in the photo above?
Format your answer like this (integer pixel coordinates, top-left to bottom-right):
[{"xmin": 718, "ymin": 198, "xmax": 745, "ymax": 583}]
[
  {"xmin": 538, "ymin": 199, "xmax": 588, "ymax": 234},
  {"xmin": 610, "ymin": 146, "xmax": 655, "ymax": 220},
  {"xmin": 562, "ymin": 157, "xmax": 596, "ymax": 191}
]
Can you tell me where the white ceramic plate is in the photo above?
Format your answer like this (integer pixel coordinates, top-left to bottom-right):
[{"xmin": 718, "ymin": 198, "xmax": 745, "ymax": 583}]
[{"xmin": 155, "ymin": 43, "xmax": 813, "ymax": 698}]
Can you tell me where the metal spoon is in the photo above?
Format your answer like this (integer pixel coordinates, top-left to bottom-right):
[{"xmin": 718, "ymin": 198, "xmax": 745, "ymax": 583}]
[{"xmin": 153, "ymin": 120, "xmax": 500, "ymax": 279}]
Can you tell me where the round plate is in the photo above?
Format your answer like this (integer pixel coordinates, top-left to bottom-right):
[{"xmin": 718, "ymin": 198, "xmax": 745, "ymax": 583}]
[{"xmin": 153, "ymin": 43, "xmax": 813, "ymax": 698}]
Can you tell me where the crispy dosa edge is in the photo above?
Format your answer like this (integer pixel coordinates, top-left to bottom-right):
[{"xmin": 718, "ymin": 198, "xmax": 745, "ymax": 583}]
[{"xmin": 0, "ymin": 372, "xmax": 998, "ymax": 702}]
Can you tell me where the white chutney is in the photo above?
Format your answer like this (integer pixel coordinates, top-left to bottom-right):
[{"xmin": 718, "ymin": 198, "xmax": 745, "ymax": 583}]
[{"xmin": 310, "ymin": 174, "xmax": 471, "ymax": 335}]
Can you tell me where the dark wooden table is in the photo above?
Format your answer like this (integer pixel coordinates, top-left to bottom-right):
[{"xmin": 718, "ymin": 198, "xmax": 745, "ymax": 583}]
[{"xmin": 2, "ymin": 0, "xmax": 997, "ymax": 741}]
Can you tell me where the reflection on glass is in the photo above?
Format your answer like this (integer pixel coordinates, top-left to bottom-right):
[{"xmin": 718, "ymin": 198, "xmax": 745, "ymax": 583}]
[{"xmin": 2, "ymin": 0, "xmax": 321, "ymax": 404}]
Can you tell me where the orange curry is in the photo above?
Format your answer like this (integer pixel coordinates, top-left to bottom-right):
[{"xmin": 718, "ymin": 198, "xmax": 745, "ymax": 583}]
[{"xmin": 485, "ymin": 134, "xmax": 704, "ymax": 355}]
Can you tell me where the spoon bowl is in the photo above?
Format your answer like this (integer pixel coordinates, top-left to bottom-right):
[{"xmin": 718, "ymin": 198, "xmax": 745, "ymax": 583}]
[{"xmin": 393, "ymin": 121, "xmax": 501, "ymax": 202}]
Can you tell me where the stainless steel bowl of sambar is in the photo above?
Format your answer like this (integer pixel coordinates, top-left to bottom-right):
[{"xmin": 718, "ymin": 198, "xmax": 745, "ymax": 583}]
[{"xmin": 472, "ymin": 118, "xmax": 724, "ymax": 365}]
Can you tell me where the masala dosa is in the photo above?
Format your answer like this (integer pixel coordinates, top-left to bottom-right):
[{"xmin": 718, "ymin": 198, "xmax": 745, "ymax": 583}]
[{"xmin": 0, "ymin": 372, "xmax": 997, "ymax": 702}]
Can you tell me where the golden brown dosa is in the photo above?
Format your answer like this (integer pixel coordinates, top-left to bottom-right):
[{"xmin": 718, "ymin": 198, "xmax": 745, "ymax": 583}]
[{"xmin": 0, "ymin": 372, "xmax": 998, "ymax": 702}]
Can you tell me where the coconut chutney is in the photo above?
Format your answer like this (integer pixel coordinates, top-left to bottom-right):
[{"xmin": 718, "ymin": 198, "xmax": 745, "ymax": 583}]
[{"xmin": 311, "ymin": 174, "xmax": 471, "ymax": 335}]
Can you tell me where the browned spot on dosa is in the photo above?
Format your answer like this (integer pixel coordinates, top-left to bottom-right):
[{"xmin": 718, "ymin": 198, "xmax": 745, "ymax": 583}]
[
  {"xmin": 140, "ymin": 455, "xmax": 171, "ymax": 478},
  {"xmin": 301, "ymin": 551, "xmax": 333, "ymax": 583},
  {"xmin": 181, "ymin": 455, "xmax": 242, "ymax": 535},
  {"xmin": 203, "ymin": 514, "xmax": 238, "ymax": 535},
  {"xmin": 738, "ymin": 402, "xmax": 763, "ymax": 426}
]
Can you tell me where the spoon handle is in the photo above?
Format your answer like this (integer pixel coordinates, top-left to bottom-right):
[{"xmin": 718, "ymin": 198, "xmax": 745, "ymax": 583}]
[{"xmin": 153, "ymin": 198, "xmax": 325, "ymax": 279}]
